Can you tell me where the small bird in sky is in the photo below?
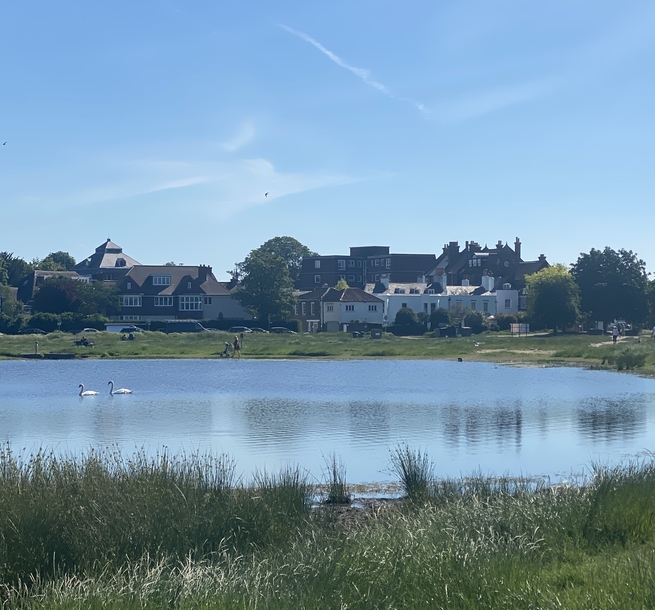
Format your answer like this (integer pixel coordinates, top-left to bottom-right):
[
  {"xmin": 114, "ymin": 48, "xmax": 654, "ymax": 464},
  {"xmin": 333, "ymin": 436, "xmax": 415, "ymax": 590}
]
[
  {"xmin": 2, "ymin": 142, "xmax": 6, "ymax": 145},
  {"xmin": 264, "ymin": 192, "xmax": 269, "ymax": 197}
]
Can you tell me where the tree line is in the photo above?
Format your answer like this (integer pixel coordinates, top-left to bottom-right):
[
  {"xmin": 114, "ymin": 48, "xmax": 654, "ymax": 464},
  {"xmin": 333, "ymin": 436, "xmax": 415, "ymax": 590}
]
[{"xmin": 2, "ymin": 241, "xmax": 655, "ymax": 334}]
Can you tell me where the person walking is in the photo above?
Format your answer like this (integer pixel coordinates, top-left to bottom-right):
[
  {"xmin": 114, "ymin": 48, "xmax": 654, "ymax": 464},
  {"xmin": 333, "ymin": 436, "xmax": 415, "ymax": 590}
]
[
  {"xmin": 612, "ymin": 325, "xmax": 619, "ymax": 344},
  {"xmin": 233, "ymin": 335, "xmax": 241, "ymax": 357},
  {"xmin": 651, "ymin": 325, "xmax": 655, "ymax": 340}
]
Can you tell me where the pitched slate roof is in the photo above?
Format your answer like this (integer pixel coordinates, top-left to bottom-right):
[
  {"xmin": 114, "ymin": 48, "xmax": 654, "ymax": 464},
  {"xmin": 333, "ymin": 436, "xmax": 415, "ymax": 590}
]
[
  {"xmin": 73, "ymin": 239, "xmax": 140, "ymax": 272},
  {"xmin": 118, "ymin": 265, "xmax": 231, "ymax": 296},
  {"xmin": 322, "ymin": 287, "xmax": 384, "ymax": 303}
]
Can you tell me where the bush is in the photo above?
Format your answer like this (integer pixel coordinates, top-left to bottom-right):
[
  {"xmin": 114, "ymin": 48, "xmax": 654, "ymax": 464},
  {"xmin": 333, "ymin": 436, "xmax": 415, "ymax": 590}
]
[
  {"xmin": 602, "ymin": 348, "xmax": 647, "ymax": 370},
  {"xmin": 394, "ymin": 307, "xmax": 418, "ymax": 326},
  {"xmin": 0, "ymin": 314, "xmax": 25, "ymax": 334},
  {"xmin": 430, "ymin": 308, "xmax": 449, "ymax": 327},
  {"xmin": 494, "ymin": 313, "xmax": 520, "ymax": 331},
  {"xmin": 463, "ymin": 310, "xmax": 488, "ymax": 334}
]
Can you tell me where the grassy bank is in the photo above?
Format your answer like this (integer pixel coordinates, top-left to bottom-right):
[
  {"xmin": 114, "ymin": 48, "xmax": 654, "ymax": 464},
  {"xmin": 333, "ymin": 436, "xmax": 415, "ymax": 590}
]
[
  {"xmin": 2, "ymin": 329, "xmax": 655, "ymax": 372},
  {"xmin": 2, "ymin": 447, "xmax": 655, "ymax": 608}
]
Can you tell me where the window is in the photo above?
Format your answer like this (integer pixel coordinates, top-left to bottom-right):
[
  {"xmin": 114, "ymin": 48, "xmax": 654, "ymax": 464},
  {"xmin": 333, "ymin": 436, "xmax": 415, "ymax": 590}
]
[
  {"xmin": 339, "ymin": 274, "xmax": 346, "ymax": 280},
  {"xmin": 315, "ymin": 260, "xmax": 321, "ymax": 269},
  {"xmin": 504, "ymin": 260, "xmax": 510, "ymax": 268},
  {"xmin": 357, "ymin": 260, "xmax": 362, "ymax": 268},
  {"xmin": 374, "ymin": 274, "xmax": 380, "ymax": 281},
  {"xmin": 345, "ymin": 304, "xmax": 354, "ymax": 311},
  {"xmin": 386, "ymin": 258, "xmax": 391, "ymax": 269},
  {"xmin": 428, "ymin": 289, "xmax": 435, "ymax": 294},
  {"xmin": 203, "ymin": 297, "xmax": 212, "ymax": 305},
  {"xmin": 423, "ymin": 303, "xmax": 428, "ymax": 313},
  {"xmin": 369, "ymin": 305, "xmax": 377, "ymax": 311},
  {"xmin": 294, "ymin": 304, "xmax": 298, "ymax": 315},
  {"xmin": 154, "ymin": 296, "xmax": 173, "ymax": 307},
  {"xmin": 179, "ymin": 296, "xmax": 202, "ymax": 310},
  {"xmin": 120, "ymin": 315, "xmax": 141, "ymax": 321},
  {"xmin": 326, "ymin": 304, "xmax": 333, "ymax": 312},
  {"xmin": 357, "ymin": 275, "xmax": 362, "ymax": 282},
  {"xmin": 483, "ymin": 301, "xmax": 489, "ymax": 312},
  {"xmin": 187, "ymin": 282, "xmax": 192, "ymax": 289},
  {"xmin": 302, "ymin": 302, "xmax": 306, "ymax": 315},
  {"xmin": 122, "ymin": 295, "xmax": 142, "ymax": 307},
  {"xmin": 431, "ymin": 303, "xmax": 436, "ymax": 312},
  {"xmin": 126, "ymin": 282, "xmax": 131, "ymax": 290},
  {"xmin": 504, "ymin": 299, "xmax": 511, "ymax": 309},
  {"xmin": 471, "ymin": 301, "xmax": 477, "ymax": 310},
  {"xmin": 401, "ymin": 302, "xmax": 407, "ymax": 309},
  {"xmin": 152, "ymin": 275, "xmax": 171, "ymax": 286},
  {"xmin": 310, "ymin": 302, "xmax": 315, "ymax": 315},
  {"xmin": 468, "ymin": 259, "xmax": 481, "ymax": 267},
  {"xmin": 338, "ymin": 260, "xmax": 346, "ymax": 270},
  {"xmin": 348, "ymin": 275, "xmax": 355, "ymax": 281},
  {"xmin": 314, "ymin": 274, "xmax": 321, "ymax": 283},
  {"xmin": 348, "ymin": 259, "xmax": 355, "ymax": 268},
  {"xmin": 374, "ymin": 259, "xmax": 379, "ymax": 267}
]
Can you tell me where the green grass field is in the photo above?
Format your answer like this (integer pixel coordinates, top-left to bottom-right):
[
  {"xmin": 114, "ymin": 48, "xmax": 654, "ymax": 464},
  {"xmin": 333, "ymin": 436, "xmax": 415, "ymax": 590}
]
[
  {"xmin": 3, "ymin": 446, "xmax": 655, "ymax": 608},
  {"xmin": 2, "ymin": 329, "xmax": 655, "ymax": 373}
]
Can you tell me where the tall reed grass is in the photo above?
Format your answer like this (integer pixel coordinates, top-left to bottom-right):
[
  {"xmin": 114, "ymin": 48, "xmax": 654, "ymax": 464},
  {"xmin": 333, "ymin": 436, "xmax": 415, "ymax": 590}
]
[{"xmin": 3, "ymin": 446, "xmax": 655, "ymax": 608}]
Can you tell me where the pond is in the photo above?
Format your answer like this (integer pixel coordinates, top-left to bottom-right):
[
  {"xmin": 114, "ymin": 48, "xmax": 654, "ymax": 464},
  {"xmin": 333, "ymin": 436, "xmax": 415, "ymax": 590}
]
[{"xmin": 1, "ymin": 359, "xmax": 654, "ymax": 483}]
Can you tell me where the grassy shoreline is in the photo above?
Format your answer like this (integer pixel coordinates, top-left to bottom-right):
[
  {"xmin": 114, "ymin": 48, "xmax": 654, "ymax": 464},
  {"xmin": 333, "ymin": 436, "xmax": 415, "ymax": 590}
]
[
  {"xmin": 2, "ymin": 446, "xmax": 655, "ymax": 608},
  {"xmin": 2, "ymin": 329, "xmax": 655, "ymax": 374}
]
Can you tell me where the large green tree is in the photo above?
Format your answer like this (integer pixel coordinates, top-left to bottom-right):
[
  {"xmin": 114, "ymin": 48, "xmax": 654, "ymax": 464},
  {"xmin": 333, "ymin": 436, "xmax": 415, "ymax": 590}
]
[
  {"xmin": 235, "ymin": 250, "xmax": 296, "ymax": 322},
  {"xmin": 0, "ymin": 285, "xmax": 22, "ymax": 316},
  {"xmin": 232, "ymin": 237, "xmax": 316, "ymax": 284},
  {"xmin": 570, "ymin": 247, "xmax": 649, "ymax": 325},
  {"xmin": 526, "ymin": 264, "xmax": 580, "ymax": 333},
  {"xmin": 37, "ymin": 251, "xmax": 77, "ymax": 271},
  {"xmin": 0, "ymin": 252, "xmax": 33, "ymax": 286},
  {"xmin": 31, "ymin": 277, "xmax": 119, "ymax": 316}
]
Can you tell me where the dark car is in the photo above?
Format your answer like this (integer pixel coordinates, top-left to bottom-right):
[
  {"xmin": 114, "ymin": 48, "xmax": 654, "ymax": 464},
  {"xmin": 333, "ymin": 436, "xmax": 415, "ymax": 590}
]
[
  {"xmin": 228, "ymin": 326, "xmax": 252, "ymax": 333},
  {"xmin": 17, "ymin": 328, "xmax": 47, "ymax": 335},
  {"xmin": 120, "ymin": 325, "xmax": 144, "ymax": 333},
  {"xmin": 249, "ymin": 327, "xmax": 268, "ymax": 333},
  {"xmin": 270, "ymin": 327, "xmax": 297, "ymax": 334}
]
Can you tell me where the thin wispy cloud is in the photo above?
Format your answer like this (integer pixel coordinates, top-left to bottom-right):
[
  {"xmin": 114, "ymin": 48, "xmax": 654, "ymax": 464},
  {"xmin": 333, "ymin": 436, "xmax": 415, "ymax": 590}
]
[
  {"xmin": 280, "ymin": 24, "xmax": 426, "ymax": 115},
  {"xmin": 220, "ymin": 122, "xmax": 255, "ymax": 152}
]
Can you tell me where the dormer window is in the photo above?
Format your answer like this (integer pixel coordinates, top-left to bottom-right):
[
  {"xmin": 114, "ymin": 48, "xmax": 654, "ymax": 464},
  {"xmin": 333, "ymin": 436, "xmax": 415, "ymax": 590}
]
[
  {"xmin": 126, "ymin": 282, "xmax": 131, "ymax": 290},
  {"xmin": 152, "ymin": 275, "xmax": 171, "ymax": 286},
  {"xmin": 187, "ymin": 282, "xmax": 192, "ymax": 289},
  {"xmin": 115, "ymin": 258, "xmax": 126, "ymax": 267}
]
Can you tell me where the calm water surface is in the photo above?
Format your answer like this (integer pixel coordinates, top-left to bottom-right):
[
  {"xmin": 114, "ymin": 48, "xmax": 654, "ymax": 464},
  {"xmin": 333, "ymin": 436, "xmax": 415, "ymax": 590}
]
[{"xmin": 1, "ymin": 359, "xmax": 654, "ymax": 483}]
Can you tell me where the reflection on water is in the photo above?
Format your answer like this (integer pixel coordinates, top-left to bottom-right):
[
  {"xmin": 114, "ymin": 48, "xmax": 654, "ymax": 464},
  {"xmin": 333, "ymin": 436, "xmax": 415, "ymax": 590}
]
[{"xmin": 1, "ymin": 359, "xmax": 654, "ymax": 482}]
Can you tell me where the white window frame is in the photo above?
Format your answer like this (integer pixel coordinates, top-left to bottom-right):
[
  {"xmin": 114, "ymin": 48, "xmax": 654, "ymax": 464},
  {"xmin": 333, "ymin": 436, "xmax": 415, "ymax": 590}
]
[
  {"xmin": 314, "ymin": 260, "xmax": 321, "ymax": 269},
  {"xmin": 338, "ymin": 260, "xmax": 346, "ymax": 270},
  {"xmin": 314, "ymin": 274, "xmax": 321, "ymax": 283},
  {"xmin": 310, "ymin": 302, "xmax": 315, "ymax": 315},
  {"xmin": 386, "ymin": 258, "xmax": 391, "ymax": 269},
  {"xmin": 348, "ymin": 259, "xmax": 355, "ymax": 268},
  {"xmin": 369, "ymin": 305, "xmax": 377, "ymax": 311},
  {"xmin": 326, "ymin": 304, "xmax": 333, "ymax": 312},
  {"xmin": 483, "ymin": 301, "xmax": 489, "ymax": 312},
  {"xmin": 179, "ymin": 296, "xmax": 202, "ymax": 311},
  {"xmin": 152, "ymin": 275, "xmax": 172, "ymax": 286},
  {"xmin": 122, "ymin": 295, "xmax": 142, "ymax": 307},
  {"xmin": 154, "ymin": 296, "xmax": 173, "ymax": 307},
  {"xmin": 471, "ymin": 301, "xmax": 477, "ymax": 310},
  {"xmin": 302, "ymin": 302, "xmax": 306, "ymax": 315}
]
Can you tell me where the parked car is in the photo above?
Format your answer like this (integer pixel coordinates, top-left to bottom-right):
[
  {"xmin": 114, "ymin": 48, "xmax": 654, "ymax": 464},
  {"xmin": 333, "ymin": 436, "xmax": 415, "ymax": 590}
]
[
  {"xmin": 120, "ymin": 325, "xmax": 144, "ymax": 333},
  {"xmin": 228, "ymin": 326, "xmax": 252, "ymax": 333},
  {"xmin": 165, "ymin": 321, "xmax": 207, "ymax": 333},
  {"xmin": 17, "ymin": 328, "xmax": 47, "ymax": 335},
  {"xmin": 82, "ymin": 328, "xmax": 101, "ymax": 333},
  {"xmin": 270, "ymin": 327, "xmax": 297, "ymax": 334},
  {"xmin": 249, "ymin": 327, "xmax": 268, "ymax": 333}
]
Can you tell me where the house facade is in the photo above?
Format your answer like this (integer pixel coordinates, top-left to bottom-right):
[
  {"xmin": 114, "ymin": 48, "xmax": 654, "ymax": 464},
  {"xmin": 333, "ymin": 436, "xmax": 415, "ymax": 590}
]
[
  {"xmin": 114, "ymin": 265, "xmax": 252, "ymax": 322},
  {"xmin": 291, "ymin": 287, "xmax": 385, "ymax": 332},
  {"xmin": 427, "ymin": 237, "xmax": 548, "ymax": 291},
  {"xmin": 72, "ymin": 239, "xmax": 140, "ymax": 281},
  {"xmin": 297, "ymin": 246, "xmax": 436, "ymax": 291}
]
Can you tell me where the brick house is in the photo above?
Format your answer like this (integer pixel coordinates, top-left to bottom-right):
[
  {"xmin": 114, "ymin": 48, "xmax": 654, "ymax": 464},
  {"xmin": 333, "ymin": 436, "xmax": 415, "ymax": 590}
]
[{"xmin": 297, "ymin": 246, "xmax": 437, "ymax": 291}]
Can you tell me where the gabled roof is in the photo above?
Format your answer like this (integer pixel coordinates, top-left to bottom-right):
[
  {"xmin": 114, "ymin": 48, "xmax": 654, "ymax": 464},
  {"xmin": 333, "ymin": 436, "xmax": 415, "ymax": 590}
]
[
  {"xmin": 296, "ymin": 287, "xmax": 330, "ymax": 301},
  {"xmin": 119, "ymin": 265, "xmax": 230, "ymax": 296},
  {"xmin": 73, "ymin": 238, "xmax": 140, "ymax": 271},
  {"xmin": 322, "ymin": 287, "xmax": 384, "ymax": 303},
  {"xmin": 515, "ymin": 259, "xmax": 549, "ymax": 282}
]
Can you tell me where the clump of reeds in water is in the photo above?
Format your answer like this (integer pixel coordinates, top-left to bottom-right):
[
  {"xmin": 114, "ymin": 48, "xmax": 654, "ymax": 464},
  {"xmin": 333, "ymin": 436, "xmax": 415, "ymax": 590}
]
[
  {"xmin": 389, "ymin": 444, "xmax": 435, "ymax": 501},
  {"xmin": 321, "ymin": 453, "xmax": 351, "ymax": 504}
]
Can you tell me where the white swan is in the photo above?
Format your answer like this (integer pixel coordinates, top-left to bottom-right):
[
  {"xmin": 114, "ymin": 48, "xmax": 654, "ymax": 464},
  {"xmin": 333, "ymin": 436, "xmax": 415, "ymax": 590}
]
[
  {"xmin": 78, "ymin": 384, "xmax": 99, "ymax": 397},
  {"xmin": 108, "ymin": 380, "xmax": 133, "ymax": 395}
]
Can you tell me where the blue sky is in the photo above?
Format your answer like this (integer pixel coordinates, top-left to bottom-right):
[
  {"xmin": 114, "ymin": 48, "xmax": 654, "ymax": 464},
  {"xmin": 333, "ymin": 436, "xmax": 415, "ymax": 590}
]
[{"xmin": 1, "ymin": 1, "xmax": 654, "ymax": 278}]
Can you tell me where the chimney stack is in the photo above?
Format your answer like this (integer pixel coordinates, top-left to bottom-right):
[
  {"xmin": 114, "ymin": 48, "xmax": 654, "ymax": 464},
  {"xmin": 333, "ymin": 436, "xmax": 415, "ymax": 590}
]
[{"xmin": 514, "ymin": 237, "xmax": 521, "ymax": 263}]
